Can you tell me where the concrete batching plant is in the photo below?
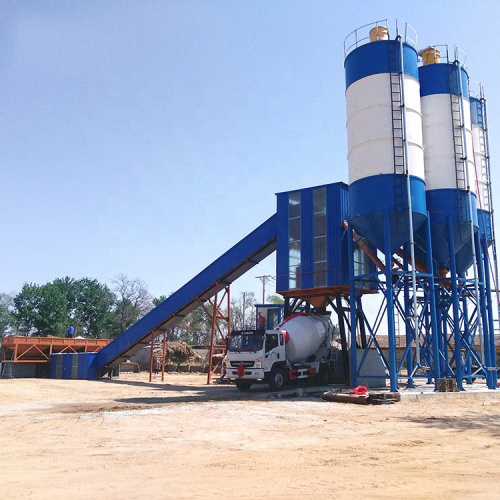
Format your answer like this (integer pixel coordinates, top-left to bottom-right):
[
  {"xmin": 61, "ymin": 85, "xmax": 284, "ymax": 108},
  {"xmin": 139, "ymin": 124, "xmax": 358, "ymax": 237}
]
[{"xmin": 27, "ymin": 19, "xmax": 496, "ymax": 393}]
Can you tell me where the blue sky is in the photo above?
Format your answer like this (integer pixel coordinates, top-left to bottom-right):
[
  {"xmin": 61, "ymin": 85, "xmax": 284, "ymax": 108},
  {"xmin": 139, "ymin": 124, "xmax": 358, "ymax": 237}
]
[{"xmin": 2, "ymin": 1, "xmax": 500, "ymax": 303}]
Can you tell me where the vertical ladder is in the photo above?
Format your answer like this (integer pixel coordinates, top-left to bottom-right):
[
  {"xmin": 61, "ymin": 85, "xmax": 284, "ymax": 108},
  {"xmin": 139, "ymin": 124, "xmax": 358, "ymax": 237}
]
[
  {"xmin": 454, "ymin": 51, "xmax": 485, "ymax": 366},
  {"xmin": 481, "ymin": 92, "xmax": 500, "ymax": 324},
  {"xmin": 388, "ymin": 40, "xmax": 407, "ymax": 235},
  {"xmin": 448, "ymin": 61, "xmax": 468, "ymax": 240},
  {"xmin": 394, "ymin": 304, "xmax": 401, "ymax": 347},
  {"xmin": 1, "ymin": 363, "xmax": 13, "ymax": 379},
  {"xmin": 476, "ymin": 101, "xmax": 490, "ymax": 213}
]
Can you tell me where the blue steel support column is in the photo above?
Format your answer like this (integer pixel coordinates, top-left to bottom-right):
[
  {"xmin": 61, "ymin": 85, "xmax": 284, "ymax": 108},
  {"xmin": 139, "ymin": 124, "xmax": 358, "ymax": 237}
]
[
  {"xmin": 436, "ymin": 287, "xmax": 446, "ymax": 377},
  {"xmin": 384, "ymin": 209, "xmax": 398, "ymax": 392},
  {"xmin": 423, "ymin": 304, "xmax": 433, "ymax": 384},
  {"xmin": 424, "ymin": 214, "xmax": 440, "ymax": 386},
  {"xmin": 441, "ymin": 302, "xmax": 451, "ymax": 377},
  {"xmin": 403, "ymin": 244, "xmax": 414, "ymax": 387},
  {"xmin": 347, "ymin": 221, "xmax": 358, "ymax": 388},
  {"xmin": 447, "ymin": 217, "xmax": 464, "ymax": 390},
  {"xmin": 482, "ymin": 235, "xmax": 498, "ymax": 388},
  {"xmin": 461, "ymin": 295, "xmax": 473, "ymax": 384},
  {"xmin": 476, "ymin": 232, "xmax": 494, "ymax": 389}
]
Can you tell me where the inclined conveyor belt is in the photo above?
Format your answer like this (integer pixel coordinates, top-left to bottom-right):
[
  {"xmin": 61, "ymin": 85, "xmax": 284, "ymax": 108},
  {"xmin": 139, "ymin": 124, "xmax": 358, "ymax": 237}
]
[{"xmin": 95, "ymin": 214, "xmax": 277, "ymax": 376}]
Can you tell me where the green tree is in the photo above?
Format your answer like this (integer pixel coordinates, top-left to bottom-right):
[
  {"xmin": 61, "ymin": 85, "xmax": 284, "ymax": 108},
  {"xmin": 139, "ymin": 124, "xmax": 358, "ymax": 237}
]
[
  {"xmin": 266, "ymin": 294, "xmax": 284, "ymax": 304},
  {"xmin": 0, "ymin": 293, "xmax": 15, "ymax": 336},
  {"xmin": 13, "ymin": 283, "xmax": 67, "ymax": 336},
  {"xmin": 73, "ymin": 278, "xmax": 115, "ymax": 338},
  {"xmin": 183, "ymin": 306, "xmax": 212, "ymax": 345},
  {"xmin": 13, "ymin": 277, "xmax": 116, "ymax": 338},
  {"xmin": 52, "ymin": 277, "xmax": 79, "ymax": 322},
  {"xmin": 152, "ymin": 295, "xmax": 168, "ymax": 307}
]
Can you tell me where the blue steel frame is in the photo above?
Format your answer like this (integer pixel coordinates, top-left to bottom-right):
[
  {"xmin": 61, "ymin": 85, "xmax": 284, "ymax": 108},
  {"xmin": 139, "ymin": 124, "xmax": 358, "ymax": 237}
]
[
  {"xmin": 348, "ymin": 211, "xmax": 498, "ymax": 392},
  {"xmin": 432, "ymin": 226, "xmax": 497, "ymax": 389}
]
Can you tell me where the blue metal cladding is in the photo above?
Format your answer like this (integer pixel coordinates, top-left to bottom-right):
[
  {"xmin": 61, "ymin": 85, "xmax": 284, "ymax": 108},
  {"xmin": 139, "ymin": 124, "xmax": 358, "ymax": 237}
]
[
  {"xmin": 51, "ymin": 353, "xmax": 62, "ymax": 378},
  {"xmin": 419, "ymin": 63, "xmax": 469, "ymax": 98},
  {"xmin": 276, "ymin": 182, "xmax": 352, "ymax": 292},
  {"xmin": 51, "ymin": 353, "xmax": 74, "ymax": 379},
  {"xmin": 96, "ymin": 215, "xmax": 277, "ymax": 373},
  {"xmin": 51, "ymin": 353, "xmax": 97, "ymax": 380},
  {"xmin": 78, "ymin": 353, "xmax": 98, "ymax": 380},
  {"xmin": 327, "ymin": 183, "xmax": 350, "ymax": 286},
  {"xmin": 301, "ymin": 189, "xmax": 314, "ymax": 289},
  {"xmin": 349, "ymin": 175, "xmax": 427, "ymax": 254},
  {"xmin": 478, "ymin": 209, "xmax": 493, "ymax": 245},
  {"xmin": 344, "ymin": 40, "xmax": 419, "ymax": 89},
  {"xmin": 470, "ymin": 97, "xmax": 483, "ymax": 127},
  {"xmin": 276, "ymin": 193, "xmax": 290, "ymax": 291},
  {"xmin": 419, "ymin": 190, "xmax": 478, "ymax": 272}
]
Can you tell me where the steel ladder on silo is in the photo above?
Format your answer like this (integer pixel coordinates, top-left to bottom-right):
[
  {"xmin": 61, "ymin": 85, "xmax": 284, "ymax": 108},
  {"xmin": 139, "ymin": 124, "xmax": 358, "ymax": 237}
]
[
  {"xmin": 448, "ymin": 59, "xmax": 468, "ymax": 242},
  {"xmin": 476, "ymin": 101, "xmax": 490, "ymax": 214},
  {"xmin": 479, "ymin": 92, "xmax": 500, "ymax": 324},
  {"xmin": 388, "ymin": 41, "xmax": 407, "ymax": 236}
]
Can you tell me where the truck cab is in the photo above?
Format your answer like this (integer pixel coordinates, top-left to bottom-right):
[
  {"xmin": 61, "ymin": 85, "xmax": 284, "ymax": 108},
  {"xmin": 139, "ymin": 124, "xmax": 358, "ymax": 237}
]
[{"xmin": 227, "ymin": 329, "xmax": 287, "ymax": 391}]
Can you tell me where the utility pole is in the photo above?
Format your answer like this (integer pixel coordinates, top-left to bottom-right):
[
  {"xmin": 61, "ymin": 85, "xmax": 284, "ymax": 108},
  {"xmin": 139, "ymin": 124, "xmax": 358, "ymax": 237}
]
[
  {"xmin": 242, "ymin": 291, "xmax": 246, "ymax": 328},
  {"xmin": 256, "ymin": 275, "xmax": 275, "ymax": 304}
]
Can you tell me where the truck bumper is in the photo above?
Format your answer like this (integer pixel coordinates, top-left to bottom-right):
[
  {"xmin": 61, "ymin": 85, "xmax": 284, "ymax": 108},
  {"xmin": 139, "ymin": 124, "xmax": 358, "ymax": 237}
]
[{"xmin": 228, "ymin": 368, "xmax": 265, "ymax": 380}]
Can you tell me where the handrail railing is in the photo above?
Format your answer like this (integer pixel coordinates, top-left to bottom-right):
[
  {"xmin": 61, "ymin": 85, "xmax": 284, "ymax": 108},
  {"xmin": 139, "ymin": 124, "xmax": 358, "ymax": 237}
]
[
  {"xmin": 344, "ymin": 20, "xmax": 418, "ymax": 59},
  {"xmin": 344, "ymin": 19, "xmax": 388, "ymax": 58}
]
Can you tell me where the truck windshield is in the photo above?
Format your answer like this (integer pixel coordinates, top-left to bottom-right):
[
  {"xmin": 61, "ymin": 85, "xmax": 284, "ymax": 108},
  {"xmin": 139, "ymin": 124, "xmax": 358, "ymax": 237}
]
[{"xmin": 228, "ymin": 330, "xmax": 265, "ymax": 352}]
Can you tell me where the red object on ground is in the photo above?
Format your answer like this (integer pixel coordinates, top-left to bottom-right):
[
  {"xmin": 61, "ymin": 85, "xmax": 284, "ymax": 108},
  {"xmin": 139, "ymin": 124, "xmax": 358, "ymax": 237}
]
[{"xmin": 353, "ymin": 385, "xmax": 368, "ymax": 395}]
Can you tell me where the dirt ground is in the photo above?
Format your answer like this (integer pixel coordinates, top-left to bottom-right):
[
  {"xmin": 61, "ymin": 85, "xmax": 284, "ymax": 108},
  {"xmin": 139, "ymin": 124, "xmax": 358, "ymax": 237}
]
[{"xmin": 1, "ymin": 373, "xmax": 500, "ymax": 500}]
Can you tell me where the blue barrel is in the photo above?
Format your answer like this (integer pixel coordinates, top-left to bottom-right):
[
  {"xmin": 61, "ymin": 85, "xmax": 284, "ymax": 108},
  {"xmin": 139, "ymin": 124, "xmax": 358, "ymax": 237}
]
[
  {"xmin": 419, "ymin": 58, "xmax": 478, "ymax": 273},
  {"xmin": 345, "ymin": 30, "xmax": 427, "ymax": 254}
]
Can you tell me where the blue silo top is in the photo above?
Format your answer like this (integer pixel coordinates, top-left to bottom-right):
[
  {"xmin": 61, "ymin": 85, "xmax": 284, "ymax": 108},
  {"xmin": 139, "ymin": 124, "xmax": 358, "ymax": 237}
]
[
  {"xmin": 419, "ymin": 63, "xmax": 469, "ymax": 98},
  {"xmin": 344, "ymin": 39, "xmax": 419, "ymax": 90}
]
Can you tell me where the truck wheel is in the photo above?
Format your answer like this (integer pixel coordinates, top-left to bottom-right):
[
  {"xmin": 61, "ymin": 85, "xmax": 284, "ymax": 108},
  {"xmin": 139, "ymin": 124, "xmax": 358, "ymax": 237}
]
[
  {"xmin": 235, "ymin": 380, "xmax": 252, "ymax": 392},
  {"xmin": 269, "ymin": 366, "xmax": 287, "ymax": 391},
  {"xmin": 316, "ymin": 364, "xmax": 330, "ymax": 386}
]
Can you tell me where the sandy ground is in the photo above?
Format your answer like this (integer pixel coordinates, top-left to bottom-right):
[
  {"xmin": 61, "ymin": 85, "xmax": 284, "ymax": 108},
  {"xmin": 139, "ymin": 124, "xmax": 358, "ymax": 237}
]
[{"xmin": 1, "ymin": 373, "xmax": 500, "ymax": 500}]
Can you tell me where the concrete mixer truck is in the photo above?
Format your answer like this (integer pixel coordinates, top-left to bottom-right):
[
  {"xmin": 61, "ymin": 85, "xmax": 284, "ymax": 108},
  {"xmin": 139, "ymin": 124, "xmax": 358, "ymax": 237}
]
[{"xmin": 226, "ymin": 312, "xmax": 337, "ymax": 391}]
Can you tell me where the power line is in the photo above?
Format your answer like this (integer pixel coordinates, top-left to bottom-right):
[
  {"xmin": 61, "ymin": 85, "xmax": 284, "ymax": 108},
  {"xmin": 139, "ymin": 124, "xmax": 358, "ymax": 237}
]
[{"xmin": 255, "ymin": 275, "xmax": 275, "ymax": 304}]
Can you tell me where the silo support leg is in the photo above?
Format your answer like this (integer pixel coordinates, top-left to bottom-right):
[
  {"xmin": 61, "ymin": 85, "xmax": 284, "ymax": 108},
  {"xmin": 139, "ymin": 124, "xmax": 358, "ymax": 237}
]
[
  {"xmin": 347, "ymin": 222, "xmax": 358, "ymax": 389},
  {"xmin": 447, "ymin": 217, "xmax": 464, "ymax": 390},
  {"xmin": 482, "ymin": 237, "xmax": 498, "ymax": 389},
  {"xmin": 384, "ymin": 210, "xmax": 398, "ymax": 392}
]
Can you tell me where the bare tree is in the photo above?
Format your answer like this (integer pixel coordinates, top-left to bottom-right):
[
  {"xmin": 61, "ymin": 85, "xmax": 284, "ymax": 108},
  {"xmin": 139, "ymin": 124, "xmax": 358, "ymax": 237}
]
[
  {"xmin": 230, "ymin": 291, "xmax": 256, "ymax": 330},
  {"xmin": 112, "ymin": 274, "xmax": 153, "ymax": 333}
]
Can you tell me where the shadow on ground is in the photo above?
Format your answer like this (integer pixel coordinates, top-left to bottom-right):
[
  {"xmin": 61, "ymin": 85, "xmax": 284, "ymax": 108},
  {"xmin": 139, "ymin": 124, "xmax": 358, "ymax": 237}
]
[{"xmin": 400, "ymin": 410, "xmax": 500, "ymax": 438}]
